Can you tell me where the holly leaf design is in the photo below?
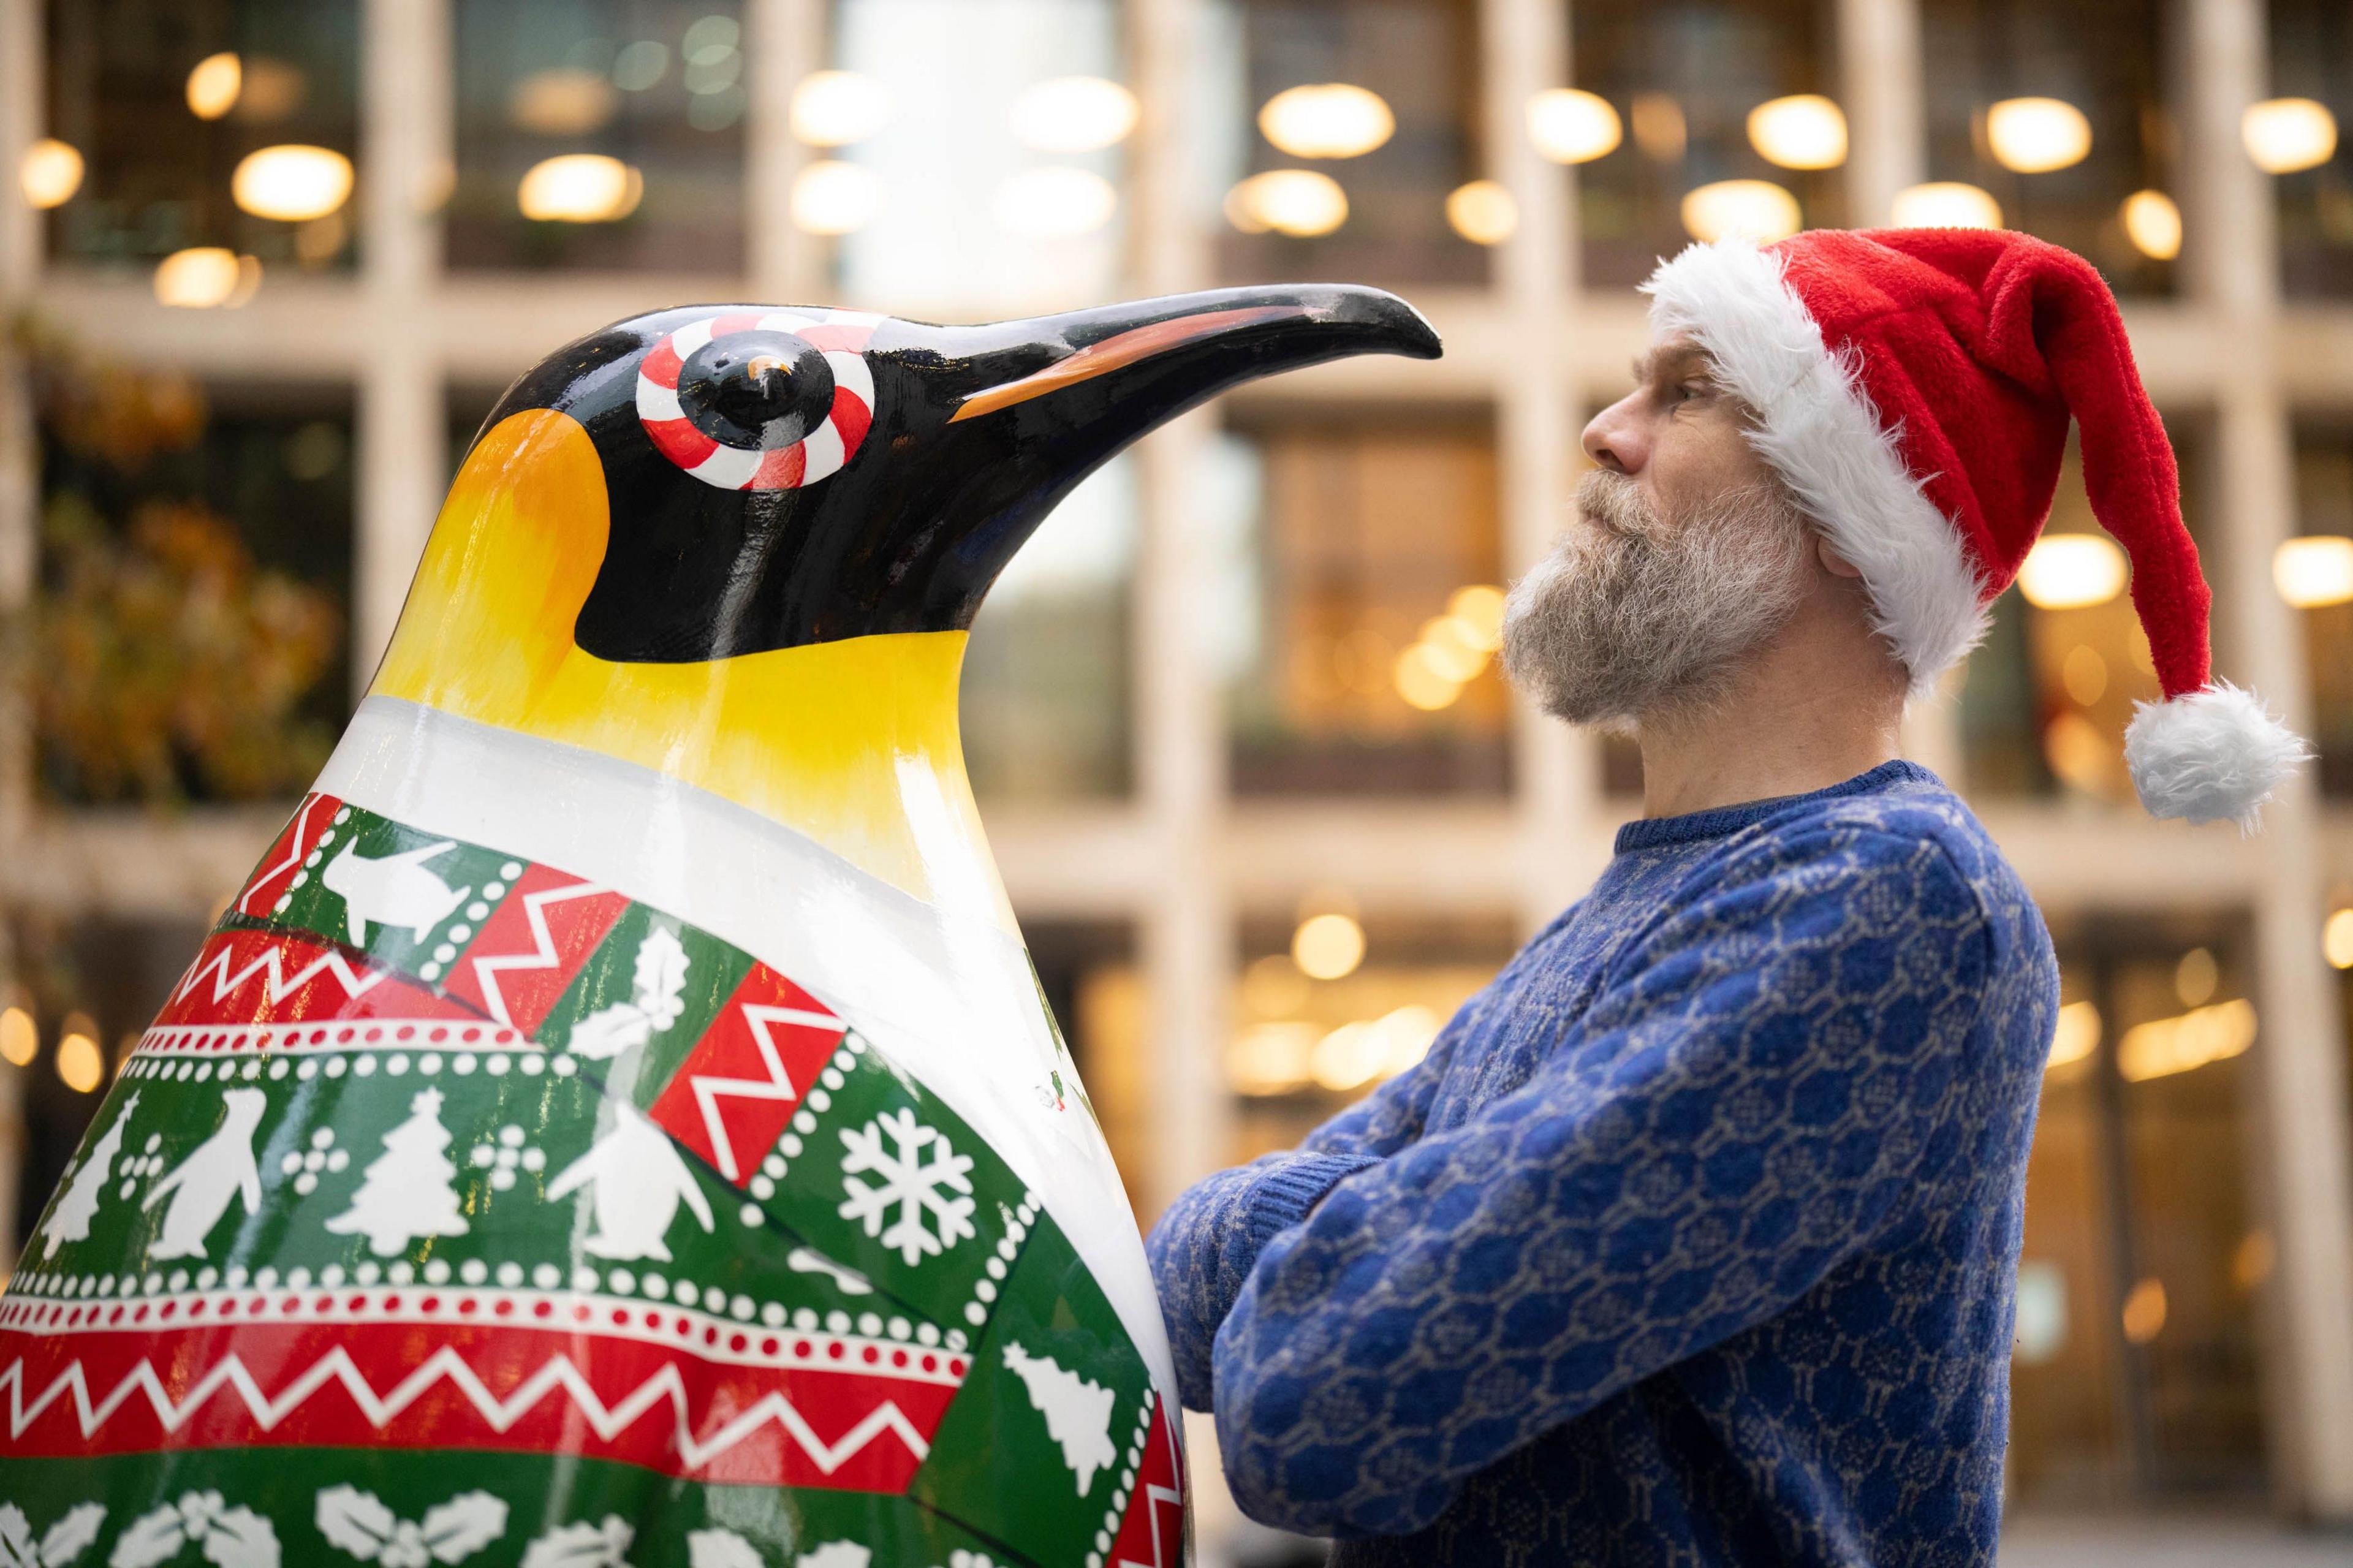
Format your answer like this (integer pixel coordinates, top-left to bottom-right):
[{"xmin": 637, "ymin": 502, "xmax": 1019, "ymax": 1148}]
[
  {"xmin": 416, "ymin": 1494, "xmax": 507, "ymax": 1562},
  {"xmin": 197, "ymin": 1508, "xmax": 277, "ymax": 1568},
  {"xmin": 681, "ymin": 1532, "xmax": 760, "ymax": 1568},
  {"xmin": 40, "ymin": 1506, "xmax": 107, "ymax": 1567},
  {"xmin": 566, "ymin": 1003, "xmax": 651, "ymax": 1061},
  {"xmin": 0, "ymin": 1506, "xmax": 37, "ymax": 1568},
  {"xmin": 518, "ymin": 1519, "xmax": 631, "ymax": 1568},
  {"xmin": 104, "ymin": 1506, "xmax": 184, "ymax": 1568},
  {"xmin": 629, "ymin": 928, "xmax": 689, "ymax": 1031},
  {"xmin": 314, "ymin": 1488, "xmax": 396, "ymax": 1559}
]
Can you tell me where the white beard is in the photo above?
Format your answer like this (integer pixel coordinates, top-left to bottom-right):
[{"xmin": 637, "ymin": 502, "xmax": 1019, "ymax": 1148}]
[{"xmin": 1501, "ymin": 468, "xmax": 1814, "ymax": 728}]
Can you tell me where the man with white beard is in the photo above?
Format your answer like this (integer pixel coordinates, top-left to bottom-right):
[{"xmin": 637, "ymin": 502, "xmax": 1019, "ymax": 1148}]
[{"xmin": 1148, "ymin": 228, "xmax": 2309, "ymax": 1566}]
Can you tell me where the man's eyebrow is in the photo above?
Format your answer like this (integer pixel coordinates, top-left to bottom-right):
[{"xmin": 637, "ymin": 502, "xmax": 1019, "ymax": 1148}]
[{"xmin": 1632, "ymin": 348, "xmax": 1714, "ymax": 385}]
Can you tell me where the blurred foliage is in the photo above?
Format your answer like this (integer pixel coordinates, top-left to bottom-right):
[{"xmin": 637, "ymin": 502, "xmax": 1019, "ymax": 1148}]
[{"xmin": 18, "ymin": 312, "xmax": 344, "ymax": 805}]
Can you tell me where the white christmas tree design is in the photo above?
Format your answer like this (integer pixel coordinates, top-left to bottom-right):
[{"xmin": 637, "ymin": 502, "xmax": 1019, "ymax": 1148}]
[
  {"xmin": 836, "ymin": 1108, "xmax": 976, "ymax": 1267},
  {"xmin": 40, "ymin": 1093, "xmax": 137, "ymax": 1259},
  {"xmin": 324, "ymin": 1088, "xmax": 471, "ymax": 1257},
  {"xmin": 1002, "ymin": 1343, "xmax": 1118, "ymax": 1494}
]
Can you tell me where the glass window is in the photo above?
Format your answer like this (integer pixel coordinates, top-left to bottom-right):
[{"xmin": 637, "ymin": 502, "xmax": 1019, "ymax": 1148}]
[
  {"xmin": 1919, "ymin": 0, "xmax": 2177, "ymax": 295},
  {"xmin": 449, "ymin": 0, "xmax": 746, "ymax": 271},
  {"xmin": 2292, "ymin": 420, "xmax": 2353, "ymax": 797},
  {"xmin": 33, "ymin": 349, "xmax": 352, "ymax": 806},
  {"xmin": 1573, "ymin": 0, "xmax": 1842, "ymax": 292},
  {"xmin": 1958, "ymin": 422, "xmax": 2204, "ymax": 805},
  {"xmin": 1200, "ymin": 0, "xmax": 1488, "ymax": 289},
  {"xmin": 2012, "ymin": 920, "xmax": 2268, "ymax": 1504},
  {"xmin": 42, "ymin": 0, "xmax": 362, "ymax": 276},
  {"xmin": 2268, "ymin": 0, "xmax": 2353, "ymax": 298},
  {"xmin": 1224, "ymin": 910, "xmax": 1518, "ymax": 1165},
  {"xmin": 962, "ymin": 460, "xmax": 1136, "ymax": 801},
  {"xmin": 1216, "ymin": 403, "xmax": 1510, "ymax": 796},
  {"xmin": 3, "ymin": 911, "xmax": 211, "ymax": 1254},
  {"xmin": 827, "ymin": 0, "xmax": 1129, "ymax": 319}
]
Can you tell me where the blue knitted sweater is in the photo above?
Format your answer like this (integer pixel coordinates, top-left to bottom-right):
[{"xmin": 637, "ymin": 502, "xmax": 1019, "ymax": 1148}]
[{"xmin": 1148, "ymin": 760, "xmax": 2058, "ymax": 1566}]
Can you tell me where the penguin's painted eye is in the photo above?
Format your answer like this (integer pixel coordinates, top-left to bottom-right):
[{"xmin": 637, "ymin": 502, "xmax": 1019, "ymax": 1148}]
[{"xmin": 635, "ymin": 309, "xmax": 884, "ymax": 490}]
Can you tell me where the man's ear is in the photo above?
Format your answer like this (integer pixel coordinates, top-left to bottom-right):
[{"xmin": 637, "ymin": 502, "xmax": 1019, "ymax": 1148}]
[{"xmin": 1817, "ymin": 536, "xmax": 1865, "ymax": 578}]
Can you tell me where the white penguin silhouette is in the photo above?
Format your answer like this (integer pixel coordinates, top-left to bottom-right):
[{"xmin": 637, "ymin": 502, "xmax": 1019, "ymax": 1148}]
[
  {"xmin": 546, "ymin": 1104, "xmax": 714, "ymax": 1261},
  {"xmin": 143, "ymin": 1088, "xmax": 267, "ymax": 1260},
  {"xmin": 42, "ymin": 1090, "xmax": 138, "ymax": 1258},
  {"xmin": 321, "ymin": 838, "xmax": 471, "ymax": 944}
]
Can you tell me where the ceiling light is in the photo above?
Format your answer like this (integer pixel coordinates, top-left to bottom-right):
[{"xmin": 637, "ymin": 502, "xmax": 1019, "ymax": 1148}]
[
  {"xmin": 508, "ymin": 67, "xmax": 619, "ymax": 135},
  {"xmin": 56, "ymin": 1014, "xmax": 102, "ymax": 1094},
  {"xmin": 1224, "ymin": 169, "xmax": 1347, "ymax": 237},
  {"xmin": 1892, "ymin": 181, "xmax": 2002, "ymax": 229},
  {"xmin": 0, "ymin": 1006, "xmax": 34, "ymax": 1067},
  {"xmin": 2047, "ymin": 1000, "xmax": 2101, "ymax": 1071},
  {"xmin": 1445, "ymin": 179, "xmax": 1517, "ymax": 245},
  {"xmin": 2121, "ymin": 189, "xmax": 2181, "ymax": 260},
  {"xmin": 1631, "ymin": 94, "xmax": 1687, "ymax": 162},
  {"xmin": 518, "ymin": 154, "xmax": 642, "ymax": 222},
  {"xmin": 791, "ymin": 159, "xmax": 884, "ymax": 235},
  {"xmin": 2118, "ymin": 998, "xmax": 2256, "ymax": 1082},
  {"xmin": 2274, "ymin": 535, "xmax": 2353, "ymax": 608},
  {"xmin": 153, "ymin": 247, "xmax": 242, "ymax": 308},
  {"xmin": 1525, "ymin": 88, "xmax": 1620, "ymax": 164},
  {"xmin": 1394, "ymin": 643, "xmax": 1464, "ymax": 710},
  {"xmin": 19, "ymin": 138, "xmax": 82, "ymax": 209},
  {"xmin": 791, "ymin": 70, "xmax": 893, "ymax": 146},
  {"xmin": 2324, "ymin": 908, "xmax": 2353, "ymax": 969},
  {"xmin": 1747, "ymin": 94, "xmax": 1847, "ymax": 170},
  {"xmin": 1447, "ymin": 585, "xmax": 1507, "ymax": 650},
  {"xmin": 1309, "ymin": 1020, "xmax": 1388, "ymax": 1093},
  {"xmin": 2243, "ymin": 97, "xmax": 2338, "ymax": 175},
  {"xmin": 1679, "ymin": 179, "xmax": 1801, "ymax": 243},
  {"xmin": 1010, "ymin": 76, "xmax": 1139, "ymax": 153},
  {"xmin": 1226, "ymin": 1021, "xmax": 1319, "ymax": 1096},
  {"xmin": 186, "ymin": 52, "xmax": 241, "ymax": 119},
  {"xmin": 1987, "ymin": 97, "xmax": 2092, "ymax": 174},
  {"xmin": 232, "ymin": 144, "xmax": 354, "ymax": 222},
  {"xmin": 2018, "ymin": 533, "xmax": 2128, "ymax": 609},
  {"xmin": 1292, "ymin": 912, "xmax": 1365, "ymax": 981},
  {"xmin": 993, "ymin": 167, "xmax": 1117, "ymax": 238},
  {"xmin": 1259, "ymin": 83, "xmax": 1393, "ymax": 160}
]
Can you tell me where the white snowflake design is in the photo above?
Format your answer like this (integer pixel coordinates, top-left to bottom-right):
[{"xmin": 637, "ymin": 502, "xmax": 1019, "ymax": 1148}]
[
  {"xmin": 468, "ymin": 1125, "xmax": 547, "ymax": 1191},
  {"xmin": 279, "ymin": 1127, "xmax": 350, "ymax": 1195},
  {"xmin": 836, "ymin": 1108, "xmax": 977, "ymax": 1267}
]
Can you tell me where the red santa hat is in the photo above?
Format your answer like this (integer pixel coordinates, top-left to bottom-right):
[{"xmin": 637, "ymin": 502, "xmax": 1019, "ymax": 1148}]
[{"xmin": 1639, "ymin": 225, "xmax": 2308, "ymax": 830}]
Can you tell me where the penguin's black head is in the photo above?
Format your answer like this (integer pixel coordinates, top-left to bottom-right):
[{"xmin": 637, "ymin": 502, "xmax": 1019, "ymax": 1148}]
[{"xmin": 471, "ymin": 286, "xmax": 1441, "ymax": 663}]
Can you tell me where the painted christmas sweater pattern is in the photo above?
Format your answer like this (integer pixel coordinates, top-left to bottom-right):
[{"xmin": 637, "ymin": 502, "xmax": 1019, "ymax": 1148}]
[{"xmin": 1149, "ymin": 760, "xmax": 2059, "ymax": 1566}]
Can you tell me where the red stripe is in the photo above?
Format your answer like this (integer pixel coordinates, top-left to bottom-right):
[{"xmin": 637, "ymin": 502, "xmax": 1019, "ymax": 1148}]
[
  {"xmin": 798, "ymin": 324, "xmax": 873, "ymax": 352},
  {"xmin": 710, "ymin": 312, "xmax": 765, "ymax": 337},
  {"xmin": 0, "ymin": 1321, "xmax": 957, "ymax": 1490},
  {"xmin": 830, "ymin": 388, "xmax": 872, "ymax": 463},
  {"xmin": 156, "ymin": 931, "xmax": 468, "ymax": 1030},
  {"xmin": 752, "ymin": 444, "xmax": 806, "ymax": 489},
  {"xmin": 645, "ymin": 417, "xmax": 719, "ymax": 468},
  {"xmin": 640, "ymin": 338, "xmax": 684, "ymax": 391}
]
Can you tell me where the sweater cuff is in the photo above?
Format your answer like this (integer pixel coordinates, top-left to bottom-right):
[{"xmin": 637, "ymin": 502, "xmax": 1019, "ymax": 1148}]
[{"xmin": 1242, "ymin": 1151, "xmax": 1384, "ymax": 1257}]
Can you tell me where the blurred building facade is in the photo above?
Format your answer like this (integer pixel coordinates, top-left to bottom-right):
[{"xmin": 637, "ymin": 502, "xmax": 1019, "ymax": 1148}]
[{"xmin": 4, "ymin": 0, "xmax": 2353, "ymax": 1539}]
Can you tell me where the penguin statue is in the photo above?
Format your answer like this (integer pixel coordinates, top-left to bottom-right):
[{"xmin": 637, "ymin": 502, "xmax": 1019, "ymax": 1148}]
[{"xmin": 0, "ymin": 286, "xmax": 1439, "ymax": 1567}]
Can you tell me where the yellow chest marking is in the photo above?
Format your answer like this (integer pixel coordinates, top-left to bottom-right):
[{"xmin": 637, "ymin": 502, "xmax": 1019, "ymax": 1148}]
[{"xmin": 371, "ymin": 409, "xmax": 1009, "ymax": 929}]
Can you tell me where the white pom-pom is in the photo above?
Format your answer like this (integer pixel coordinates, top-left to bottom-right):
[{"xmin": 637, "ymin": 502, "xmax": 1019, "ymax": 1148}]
[{"xmin": 2123, "ymin": 681, "xmax": 2311, "ymax": 832}]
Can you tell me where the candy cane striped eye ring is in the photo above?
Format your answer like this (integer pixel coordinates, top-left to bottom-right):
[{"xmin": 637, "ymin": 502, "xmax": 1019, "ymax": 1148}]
[{"xmin": 636, "ymin": 309, "xmax": 881, "ymax": 491}]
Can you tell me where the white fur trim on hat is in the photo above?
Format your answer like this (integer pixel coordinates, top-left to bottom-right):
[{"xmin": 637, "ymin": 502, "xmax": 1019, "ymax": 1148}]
[
  {"xmin": 2123, "ymin": 681, "xmax": 2311, "ymax": 832},
  {"xmin": 1640, "ymin": 238, "xmax": 1988, "ymax": 699}
]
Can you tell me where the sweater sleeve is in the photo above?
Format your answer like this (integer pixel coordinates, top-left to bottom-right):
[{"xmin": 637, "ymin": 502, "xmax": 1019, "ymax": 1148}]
[
  {"xmin": 1208, "ymin": 827, "xmax": 1995, "ymax": 1539},
  {"xmin": 1146, "ymin": 1001, "xmax": 1483, "ymax": 1412}
]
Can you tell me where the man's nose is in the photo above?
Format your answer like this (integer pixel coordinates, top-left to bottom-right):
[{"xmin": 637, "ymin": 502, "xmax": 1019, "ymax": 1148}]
[{"xmin": 1582, "ymin": 392, "xmax": 1647, "ymax": 475}]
